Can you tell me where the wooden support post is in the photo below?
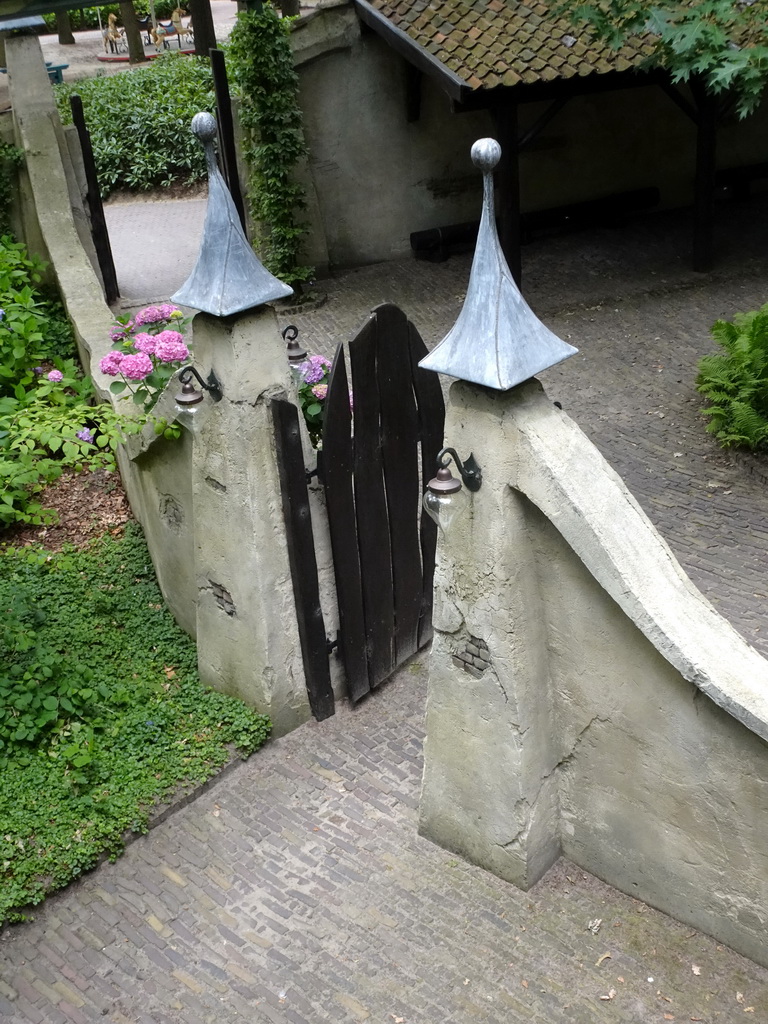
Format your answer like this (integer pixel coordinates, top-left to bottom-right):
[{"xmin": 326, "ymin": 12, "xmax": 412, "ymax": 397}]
[
  {"xmin": 272, "ymin": 398, "xmax": 335, "ymax": 723},
  {"xmin": 69, "ymin": 94, "xmax": 119, "ymax": 306},
  {"xmin": 492, "ymin": 103, "xmax": 522, "ymax": 287},
  {"xmin": 692, "ymin": 80, "xmax": 718, "ymax": 273},
  {"xmin": 210, "ymin": 48, "xmax": 247, "ymax": 235},
  {"xmin": 190, "ymin": 0, "xmax": 217, "ymax": 57}
]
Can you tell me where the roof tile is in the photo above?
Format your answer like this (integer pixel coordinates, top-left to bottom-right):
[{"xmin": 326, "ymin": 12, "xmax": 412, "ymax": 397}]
[{"xmin": 364, "ymin": 0, "xmax": 652, "ymax": 92}]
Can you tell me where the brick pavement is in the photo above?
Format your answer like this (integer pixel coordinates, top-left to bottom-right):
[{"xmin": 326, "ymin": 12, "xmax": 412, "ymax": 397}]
[
  {"xmin": 3, "ymin": 660, "xmax": 768, "ymax": 1023},
  {"xmin": 5, "ymin": 202, "xmax": 768, "ymax": 1021}
]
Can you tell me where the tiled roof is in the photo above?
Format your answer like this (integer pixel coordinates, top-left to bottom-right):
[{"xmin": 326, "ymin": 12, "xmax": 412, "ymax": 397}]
[{"xmin": 364, "ymin": 0, "xmax": 656, "ymax": 91}]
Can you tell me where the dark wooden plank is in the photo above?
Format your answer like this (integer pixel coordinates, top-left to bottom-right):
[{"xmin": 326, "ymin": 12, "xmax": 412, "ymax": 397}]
[
  {"xmin": 210, "ymin": 48, "xmax": 247, "ymax": 235},
  {"xmin": 350, "ymin": 315, "xmax": 396, "ymax": 687},
  {"xmin": 322, "ymin": 344, "xmax": 370, "ymax": 701},
  {"xmin": 409, "ymin": 319, "xmax": 446, "ymax": 648},
  {"xmin": 69, "ymin": 94, "xmax": 119, "ymax": 305},
  {"xmin": 272, "ymin": 399, "xmax": 335, "ymax": 721},
  {"xmin": 374, "ymin": 304, "xmax": 423, "ymax": 665}
]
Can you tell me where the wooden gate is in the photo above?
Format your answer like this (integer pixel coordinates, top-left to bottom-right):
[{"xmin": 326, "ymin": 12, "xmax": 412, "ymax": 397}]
[{"xmin": 322, "ymin": 303, "xmax": 445, "ymax": 701}]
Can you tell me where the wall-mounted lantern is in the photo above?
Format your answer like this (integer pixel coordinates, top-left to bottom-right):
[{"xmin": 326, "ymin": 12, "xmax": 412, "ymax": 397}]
[
  {"xmin": 282, "ymin": 324, "xmax": 307, "ymax": 383},
  {"xmin": 423, "ymin": 447, "xmax": 482, "ymax": 531},
  {"xmin": 174, "ymin": 364, "xmax": 223, "ymax": 434}
]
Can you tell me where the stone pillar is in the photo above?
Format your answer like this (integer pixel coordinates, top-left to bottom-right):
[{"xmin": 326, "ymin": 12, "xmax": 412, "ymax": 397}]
[
  {"xmin": 190, "ymin": 307, "xmax": 311, "ymax": 736},
  {"xmin": 418, "ymin": 379, "xmax": 561, "ymax": 889}
]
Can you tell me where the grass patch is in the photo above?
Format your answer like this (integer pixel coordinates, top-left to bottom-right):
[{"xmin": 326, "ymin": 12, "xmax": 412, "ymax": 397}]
[{"xmin": 0, "ymin": 522, "xmax": 270, "ymax": 925}]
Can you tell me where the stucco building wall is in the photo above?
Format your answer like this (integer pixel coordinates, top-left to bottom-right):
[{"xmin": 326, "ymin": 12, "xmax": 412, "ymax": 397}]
[{"xmin": 293, "ymin": 3, "xmax": 768, "ymax": 268}]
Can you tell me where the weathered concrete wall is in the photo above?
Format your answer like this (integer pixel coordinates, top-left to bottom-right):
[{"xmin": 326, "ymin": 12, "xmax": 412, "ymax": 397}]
[
  {"xmin": 420, "ymin": 377, "xmax": 768, "ymax": 968},
  {"xmin": 6, "ymin": 36, "xmax": 107, "ymax": 339},
  {"xmin": 189, "ymin": 311, "xmax": 312, "ymax": 734},
  {"xmin": 293, "ymin": 3, "xmax": 768, "ymax": 268},
  {"xmin": 8, "ymin": 37, "xmax": 317, "ymax": 733}
]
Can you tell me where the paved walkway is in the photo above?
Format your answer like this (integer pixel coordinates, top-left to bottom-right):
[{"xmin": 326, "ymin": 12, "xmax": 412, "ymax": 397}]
[
  {"xmin": 2, "ymin": 662, "xmax": 768, "ymax": 1023},
  {"xmin": 4, "ymin": 199, "xmax": 768, "ymax": 1019}
]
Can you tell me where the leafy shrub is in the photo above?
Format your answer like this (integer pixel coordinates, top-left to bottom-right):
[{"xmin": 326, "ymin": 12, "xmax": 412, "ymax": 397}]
[
  {"xmin": 54, "ymin": 54, "xmax": 215, "ymax": 197},
  {"xmin": 0, "ymin": 237, "xmax": 130, "ymax": 525},
  {"xmin": 0, "ymin": 142, "xmax": 22, "ymax": 236},
  {"xmin": 0, "ymin": 523, "xmax": 271, "ymax": 923},
  {"xmin": 697, "ymin": 305, "xmax": 768, "ymax": 450}
]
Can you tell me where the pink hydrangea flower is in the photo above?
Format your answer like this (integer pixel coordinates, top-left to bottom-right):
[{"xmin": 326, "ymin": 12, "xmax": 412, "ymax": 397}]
[
  {"xmin": 312, "ymin": 383, "xmax": 328, "ymax": 400},
  {"xmin": 134, "ymin": 305, "xmax": 165, "ymax": 326},
  {"xmin": 47, "ymin": 369, "xmax": 63, "ymax": 383},
  {"xmin": 132, "ymin": 333, "xmax": 157, "ymax": 355},
  {"xmin": 120, "ymin": 352, "xmax": 154, "ymax": 380},
  {"xmin": 154, "ymin": 330, "xmax": 190, "ymax": 363},
  {"xmin": 158, "ymin": 303, "xmax": 181, "ymax": 319},
  {"xmin": 99, "ymin": 350, "xmax": 124, "ymax": 376}
]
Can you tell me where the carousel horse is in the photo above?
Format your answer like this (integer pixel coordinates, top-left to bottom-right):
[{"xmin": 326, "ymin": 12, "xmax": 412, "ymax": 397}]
[
  {"xmin": 172, "ymin": 7, "xmax": 193, "ymax": 44},
  {"xmin": 151, "ymin": 9, "xmax": 192, "ymax": 50},
  {"xmin": 103, "ymin": 13, "xmax": 125, "ymax": 53}
]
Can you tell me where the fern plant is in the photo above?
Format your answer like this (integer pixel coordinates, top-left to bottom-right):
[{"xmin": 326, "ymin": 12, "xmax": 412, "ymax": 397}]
[{"xmin": 697, "ymin": 305, "xmax": 768, "ymax": 450}]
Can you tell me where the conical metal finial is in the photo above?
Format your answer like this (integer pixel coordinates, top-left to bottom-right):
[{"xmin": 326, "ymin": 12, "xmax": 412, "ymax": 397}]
[
  {"xmin": 171, "ymin": 112, "xmax": 293, "ymax": 316},
  {"xmin": 419, "ymin": 137, "xmax": 577, "ymax": 390}
]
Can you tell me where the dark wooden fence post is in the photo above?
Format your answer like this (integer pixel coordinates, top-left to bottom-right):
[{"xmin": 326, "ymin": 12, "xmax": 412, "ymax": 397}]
[
  {"xmin": 272, "ymin": 398, "xmax": 335, "ymax": 722},
  {"xmin": 69, "ymin": 94, "xmax": 119, "ymax": 306},
  {"xmin": 210, "ymin": 47, "xmax": 248, "ymax": 235}
]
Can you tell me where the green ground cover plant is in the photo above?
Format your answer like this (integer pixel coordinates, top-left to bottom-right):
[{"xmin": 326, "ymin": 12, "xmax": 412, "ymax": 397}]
[
  {"xmin": 0, "ymin": 237, "xmax": 129, "ymax": 526},
  {"xmin": 697, "ymin": 304, "xmax": 768, "ymax": 450},
  {"xmin": 0, "ymin": 522, "xmax": 271, "ymax": 925},
  {"xmin": 54, "ymin": 54, "xmax": 215, "ymax": 197}
]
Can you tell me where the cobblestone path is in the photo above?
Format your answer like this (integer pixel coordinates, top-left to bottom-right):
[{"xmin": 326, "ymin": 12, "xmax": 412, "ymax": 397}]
[{"xmin": 2, "ymin": 661, "xmax": 768, "ymax": 1023}]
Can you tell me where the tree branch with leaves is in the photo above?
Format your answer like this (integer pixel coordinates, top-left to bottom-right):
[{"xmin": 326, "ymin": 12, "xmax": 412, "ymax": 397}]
[{"xmin": 559, "ymin": 1, "xmax": 768, "ymax": 117}]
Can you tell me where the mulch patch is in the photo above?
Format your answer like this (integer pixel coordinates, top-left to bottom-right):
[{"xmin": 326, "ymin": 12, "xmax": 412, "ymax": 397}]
[{"xmin": 2, "ymin": 469, "xmax": 133, "ymax": 551}]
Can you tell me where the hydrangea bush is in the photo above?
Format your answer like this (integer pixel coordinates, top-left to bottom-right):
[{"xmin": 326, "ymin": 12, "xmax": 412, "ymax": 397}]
[
  {"xmin": 100, "ymin": 304, "xmax": 191, "ymax": 412},
  {"xmin": 296, "ymin": 353, "xmax": 332, "ymax": 447},
  {"xmin": 294, "ymin": 353, "xmax": 354, "ymax": 447}
]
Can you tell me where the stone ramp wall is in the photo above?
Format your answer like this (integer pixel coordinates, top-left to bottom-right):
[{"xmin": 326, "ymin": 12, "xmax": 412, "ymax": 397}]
[
  {"xmin": 420, "ymin": 378, "xmax": 768, "ymax": 968},
  {"xmin": 5, "ymin": 36, "xmax": 317, "ymax": 734}
]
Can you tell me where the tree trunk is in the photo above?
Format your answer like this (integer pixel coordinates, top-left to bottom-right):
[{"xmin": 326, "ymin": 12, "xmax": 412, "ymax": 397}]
[
  {"xmin": 279, "ymin": 0, "xmax": 300, "ymax": 14},
  {"xmin": 119, "ymin": 0, "xmax": 147, "ymax": 63},
  {"xmin": 55, "ymin": 10, "xmax": 76, "ymax": 44},
  {"xmin": 190, "ymin": 0, "xmax": 217, "ymax": 56}
]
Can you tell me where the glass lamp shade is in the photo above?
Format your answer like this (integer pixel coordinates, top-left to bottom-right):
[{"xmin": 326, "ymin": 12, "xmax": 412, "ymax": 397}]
[
  {"xmin": 423, "ymin": 466, "xmax": 468, "ymax": 531},
  {"xmin": 174, "ymin": 401, "xmax": 205, "ymax": 437}
]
